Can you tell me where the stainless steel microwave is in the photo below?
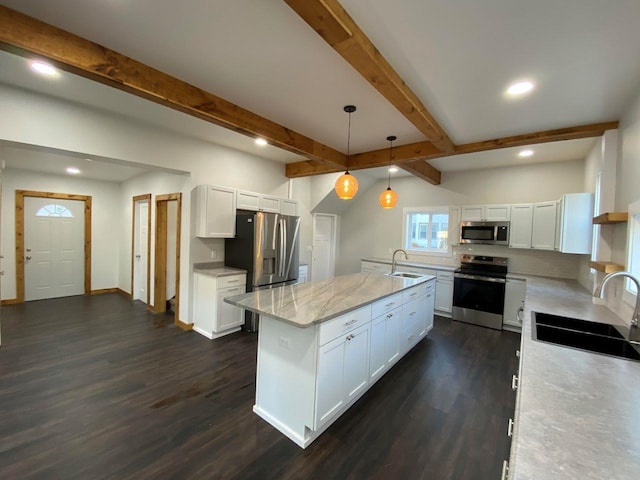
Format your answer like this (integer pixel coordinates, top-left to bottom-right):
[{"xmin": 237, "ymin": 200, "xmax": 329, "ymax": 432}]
[{"xmin": 460, "ymin": 221, "xmax": 510, "ymax": 245}]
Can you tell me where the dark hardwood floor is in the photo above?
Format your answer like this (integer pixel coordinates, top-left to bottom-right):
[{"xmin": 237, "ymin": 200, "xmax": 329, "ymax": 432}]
[{"xmin": 0, "ymin": 294, "xmax": 520, "ymax": 479}]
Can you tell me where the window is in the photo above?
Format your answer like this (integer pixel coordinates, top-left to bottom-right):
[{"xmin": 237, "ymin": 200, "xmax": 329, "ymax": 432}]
[
  {"xmin": 403, "ymin": 207, "xmax": 450, "ymax": 254},
  {"xmin": 36, "ymin": 204, "xmax": 74, "ymax": 218}
]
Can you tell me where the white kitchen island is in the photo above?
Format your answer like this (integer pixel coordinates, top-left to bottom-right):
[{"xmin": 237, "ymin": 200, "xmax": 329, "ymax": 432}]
[{"xmin": 225, "ymin": 272, "xmax": 436, "ymax": 448}]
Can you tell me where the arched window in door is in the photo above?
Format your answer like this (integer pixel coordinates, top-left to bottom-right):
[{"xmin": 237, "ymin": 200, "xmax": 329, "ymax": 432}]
[{"xmin": 35, "ymin": 204, "xmax": 74, "ymax": 218}]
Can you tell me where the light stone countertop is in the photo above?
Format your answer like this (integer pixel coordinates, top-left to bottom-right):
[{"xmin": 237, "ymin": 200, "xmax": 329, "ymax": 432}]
[
  {"xmin": 361, "ymin": 257, "xmax": 457, "ymax": 271},
  {"xmin": 225, "ymin": 272, "xmax": 435, "ymax": 327},
  {"xmin": 193, "ymin": 264, "xmax": 247, "ymax": 278},
  {"xmin": 511, "ymin": 275, "xmax": 640, "ymax": 479}
]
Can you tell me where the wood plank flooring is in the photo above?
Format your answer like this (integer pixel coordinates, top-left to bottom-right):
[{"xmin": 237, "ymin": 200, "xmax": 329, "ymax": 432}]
[{"xmin": 0, "ymin": 294, "xmax": 520, "ymax": 479}]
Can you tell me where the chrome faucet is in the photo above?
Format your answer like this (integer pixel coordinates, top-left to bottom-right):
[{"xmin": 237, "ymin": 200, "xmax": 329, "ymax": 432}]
[
  {"xmin": 594, "ymin": 271, "xmax": 640, "ymax": 328},
  {"xmin": 391, "ymin": 249, "xmax": 408, "ymax": 274}
]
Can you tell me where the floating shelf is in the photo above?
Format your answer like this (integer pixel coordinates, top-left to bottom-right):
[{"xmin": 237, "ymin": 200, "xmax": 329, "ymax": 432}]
[
  {"xmin": 589, "ymin": 261, "xmax": 625, "ymax": 273},
  {"xmin": 593, "ymin": 212, "xmax": 628, "ymax": 224}
]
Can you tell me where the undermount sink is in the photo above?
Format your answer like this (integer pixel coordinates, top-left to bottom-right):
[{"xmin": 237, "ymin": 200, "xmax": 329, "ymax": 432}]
[
  {"xmin": 533, "ymin": 312, "xmax": 640, "ymax": 361},
  {"xmin": 387, "ymin": 272, "xmax": 424, "ymax": 279}
]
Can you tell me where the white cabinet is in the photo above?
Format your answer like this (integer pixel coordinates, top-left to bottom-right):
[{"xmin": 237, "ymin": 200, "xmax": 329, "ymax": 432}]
[
  {"xmin": 361, "ymin": 260, "xmax": 391, "ymax": 274},
  {"xmin": 193, "ymin": 272, "xmax": 246, "ymax": 339},
  {"xmin": 425, "ymin": 287, "xmax": 435, "ymax": 334},
  {"xmin": 531, "ymin": 201, "xmax": 557, "ymax": 250},
  {"xmin": 448, "ymin": 206, "xmax": 461, "ymax": 246},
  {"xmin": 237, "ymin": 190, "xmax": 293, "ymax": 214},
  {"xmin": 509, "ymin": 204, "xmax": 534, "ymax": 249},
  {"xmin": 315, "ymin": 321, "xmax": 370, "ymax": 430},
  {"xmin": 193, "ymin": 185, "xmax": 236, "ymax": 238},
  {"xmin": 503, "ymin": 278, "xmax": 526, "ymax": 331},
  {"xmin": 280, "ymin": 199, "xmax": 298, "ymax": 216},
  {"xmin": 461, "ymin": 204, "xmax": 511, "ymax": 221},
  {"xmin": 369, "ymin": 314, "xmax": 387, "ymax": 381},
  {"xmin": 434, "ymin": 271, "xmax": 452, "ymax": 314},
  {"xmin": 555, "ymin": 193, "xmax": 594, "ymax": 254},
  {"xmin": 298, "ymin": 264, "xmax": 308, "ymax": 283}
]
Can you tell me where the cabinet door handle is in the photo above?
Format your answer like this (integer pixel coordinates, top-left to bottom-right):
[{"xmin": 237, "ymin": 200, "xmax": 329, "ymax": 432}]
[
  {"xmin": 426, "ymin": 294, "xmax": 432, "ymax": 298},
  {"xmin": 507, "ymin": 418, "xmax": 514, "ymax": 437},
  {"xmin": 517, "ymin": 307, "xmax": 524, "ymax": 323},
  {"xmin": 511, "ymin": 375, "xmax": 519, "ymax": 391},
  {"xmin": 409, "ymin": 311, "xmax": 416, "ymax": 316},
  {"xmin": 344, "ymin": 319, "xmax": 357, "ymax": 326},
  {"xmin": 501, "ymin": 460, "xmax": 509, "ymax": 480},
  {"xmin": 386, "ymin": 313, "xmax": 393, "ymax": 318},
  {"xmin": 346, "ymin": 334, "xmax": 355, "ymax": 341}
]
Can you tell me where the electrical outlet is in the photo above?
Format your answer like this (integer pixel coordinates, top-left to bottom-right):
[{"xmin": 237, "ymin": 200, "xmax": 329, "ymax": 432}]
[
  {"xmin": 210, "ymin": 250, "xmax": 217, "ymax": 259},
  {"xmin": 278, "ymin": 336, "xmax": 291, "ymax": 350}
]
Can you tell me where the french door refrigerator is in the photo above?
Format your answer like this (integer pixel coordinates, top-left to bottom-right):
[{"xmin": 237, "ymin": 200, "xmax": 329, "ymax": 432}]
[{"xmin": 225, "ymin": 211, "xmax": 300, "ymax": 332}]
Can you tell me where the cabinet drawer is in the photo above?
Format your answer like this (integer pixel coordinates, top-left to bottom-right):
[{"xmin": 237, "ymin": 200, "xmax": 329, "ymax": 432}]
[
  {"xmin": 371, "ymin": 292, "xmax": 403, "ymax": 318},
  {"xmin": 436, "ymin": 270, "xmax": 454, "ymax": 281},
  {"xmin": 217, "ymin": 285, "xmax": 245, "ymax": 298},
  {"xmin": 319, "ymin": 305, "xmax": 371, "ymax": 346},
  {"xmin": 402, "ymin": 283, "xmax": 428, "ymax": 303},
  {"xmin": 218, "ymin": 274, "xmax": 245, "ymax": 289}
]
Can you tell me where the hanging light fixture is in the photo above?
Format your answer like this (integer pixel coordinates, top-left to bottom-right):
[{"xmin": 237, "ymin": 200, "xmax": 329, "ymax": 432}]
[
  {"xmin": 379, "ymin": 135, "xmax": 399, "ymax": 209},
  {"xmin": 334, "ymin": 105, "xmax": 359, "ymax": 200}
]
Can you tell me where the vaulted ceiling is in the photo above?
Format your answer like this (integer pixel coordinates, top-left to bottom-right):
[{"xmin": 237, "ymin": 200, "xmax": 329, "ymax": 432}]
[{"xmin": 1, "ymin": 0, "xmax": 639, "ymax": 183}]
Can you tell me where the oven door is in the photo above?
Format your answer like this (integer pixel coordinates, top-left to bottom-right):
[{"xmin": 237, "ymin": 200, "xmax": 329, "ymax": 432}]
[{"xmin": 452, "ymin": 273, "xmax": 506, "ymax": 329}]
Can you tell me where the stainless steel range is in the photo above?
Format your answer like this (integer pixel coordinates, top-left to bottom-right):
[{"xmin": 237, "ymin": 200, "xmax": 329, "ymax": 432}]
[{"xmin": 452, "ymin": 255, "xmax": 508, "ymax": 330}]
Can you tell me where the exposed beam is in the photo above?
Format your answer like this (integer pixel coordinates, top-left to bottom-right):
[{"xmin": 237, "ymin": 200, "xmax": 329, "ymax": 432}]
[
  {"xmin": 285, "ymin": 140, "xmax": 442, "ymax": 179},
  {"xmin": 284, "ymin": 0, "xmax": 455, "ymax": 154},
  {"xmin": 399, "ymin": 161, "xmax": 441, "ymax": 185},
  {"xmin": 454, "ymin": 122, "xmax": 619, "ymax": 155},
  {"xmin": 0, "ymin": 5, "xmax": 347, "ymax": 169}
]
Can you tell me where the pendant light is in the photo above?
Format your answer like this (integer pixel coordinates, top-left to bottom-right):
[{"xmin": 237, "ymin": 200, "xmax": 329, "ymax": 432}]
[
  {"xmin": 379, "ymin": 135, "xmax": 399, "ymax": 209},
  {"xmin": 334, "ymin": 105, "xmax": 359, "ymax": 200}
]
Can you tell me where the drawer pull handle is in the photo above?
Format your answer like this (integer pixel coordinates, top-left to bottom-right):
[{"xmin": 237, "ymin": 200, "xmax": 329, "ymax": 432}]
[
  {"xmin": 227, "ymin": 279, "xmax": 240, "ymax": 283},
  {"xmin": 385, "ymin": 302, "xmax": 395, "ymax": 307},
  {"xmin": 344, "ymin": 319, "xmax": 358, "ymax": 326},
  {"xmin": 409, "ymin": 312, "xmax": 416, "ymax": 316},
  {"xmin": 511, "ymin": 375, "xmax": 519, "ymax": 391},
  {"xmin": 501, "ymin": 460, "xmax": 509, "ymax": 480},
  {"xmin": 386, "ymin": 313, "xmax": 393, "ymax": 318},
  {"xmin": 346, "ymin": 334, "xmax": 355, "ymax": 341},
  {"xmin": 507, "ymin": 418, "xmax": 514, "ymax": 437},
  {"xmin": 426, "ymin": 294, "xmax": 432, "ymax": 298},
  {"xmin": 410, "ymin": 292, "xmax": 418, "ymax": 297}
]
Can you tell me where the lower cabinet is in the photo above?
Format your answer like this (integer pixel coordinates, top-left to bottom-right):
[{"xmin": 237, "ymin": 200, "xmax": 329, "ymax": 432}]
[
  {"xmin": 193, "ymin": 272, "xmax": 246, "ymax": 339},
  {"xmin": 503, "ymin": 278, "xmax": 526, "ymax": 331},
  {"xmin": 254, "ymin": 279, "xmax": 436, "ymax": 448}
]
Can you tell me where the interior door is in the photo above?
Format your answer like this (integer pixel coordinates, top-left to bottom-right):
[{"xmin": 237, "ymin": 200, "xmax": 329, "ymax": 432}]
[
  {"xmin": 312, "ymin": 213, "xmax": 337, "ymax": 281},
  {"xmin": 24, "ymin": 197, "xmax": 84, "ymax": 301},
  {"xmin": 133, "ymin": 199, "xmax": 149, "ymax": 302}
]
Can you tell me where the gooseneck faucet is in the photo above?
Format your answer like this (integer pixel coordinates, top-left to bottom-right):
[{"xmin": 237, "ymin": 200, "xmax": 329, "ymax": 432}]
[
  {"xmin": 594, "ymin": 271, "xmax": 640, "ymax": 327},
  {"xmin": 391, "ymin": 249, "xmax": 408, "ymax": 274}
]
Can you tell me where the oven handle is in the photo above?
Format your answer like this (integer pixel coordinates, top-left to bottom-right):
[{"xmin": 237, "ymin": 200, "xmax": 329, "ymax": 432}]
[{"xmin": 454, "ymin": 273, "xmax": 506, "ymax": 284}]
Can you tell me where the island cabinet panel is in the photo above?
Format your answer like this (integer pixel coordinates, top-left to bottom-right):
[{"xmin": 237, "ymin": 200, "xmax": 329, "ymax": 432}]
[{"xmin": 252, "ymin": 277, "xmax": 436, "ymax": 449}]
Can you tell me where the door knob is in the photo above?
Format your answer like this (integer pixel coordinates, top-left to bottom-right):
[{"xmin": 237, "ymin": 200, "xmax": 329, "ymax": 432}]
[
  {"xmin": 135, "ymin": 255, "xmax": 141, "ymax": 259},
  {"xmin": 25, "ymin": 256, "xmax": 32, "ymax": 260}
]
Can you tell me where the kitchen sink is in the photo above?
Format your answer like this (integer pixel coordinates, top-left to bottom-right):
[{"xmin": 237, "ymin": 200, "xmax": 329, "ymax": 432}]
[
  {"xmin": 387, "ymin": 272, "xmax": 423, "ymax": 279},
  {"xmin": 533, "ymin": 312, "xmax": 640, "ymax": 361}
]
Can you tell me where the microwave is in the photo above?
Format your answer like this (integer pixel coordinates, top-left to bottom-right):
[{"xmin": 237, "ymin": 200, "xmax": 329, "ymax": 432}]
[{"xmin": 460, "ymin": 221, "xmax": 510, "ymax": 245}]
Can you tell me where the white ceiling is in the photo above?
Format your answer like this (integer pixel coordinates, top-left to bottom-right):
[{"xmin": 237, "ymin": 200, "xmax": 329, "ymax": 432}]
[{"xmin": 1, "ymin": 0, "xmax": 639, "ymax": 179}]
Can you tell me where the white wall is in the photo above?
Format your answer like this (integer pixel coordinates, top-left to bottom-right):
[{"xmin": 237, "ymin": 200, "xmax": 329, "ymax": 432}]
[
  {"xmin": 336, "ymin": 159, "xmax": 587, "ymax": 276},
  {"xmin": 0, "ymin": 168, "xmax": 121, "ymax": 299},
  {"xmin": 1, "ymin": 84, "xmax": 301, "ymax": 325}
]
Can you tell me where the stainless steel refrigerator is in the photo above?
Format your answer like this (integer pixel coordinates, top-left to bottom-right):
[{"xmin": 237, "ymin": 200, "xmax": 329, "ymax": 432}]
[{"xmin": 224, "ymin": 211, "xmax": 301, "ymax": 332}]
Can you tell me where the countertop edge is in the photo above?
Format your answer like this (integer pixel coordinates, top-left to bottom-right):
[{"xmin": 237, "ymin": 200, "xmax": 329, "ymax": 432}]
[{"xmin": 361, "ymin": 257, "xmax": 456, "ymax": 271}]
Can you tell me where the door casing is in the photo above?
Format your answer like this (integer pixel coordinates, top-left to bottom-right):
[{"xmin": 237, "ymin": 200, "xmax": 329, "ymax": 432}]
[{"xmin": 15, "ymin": 190, "xmax": 92, "ymax": 303}]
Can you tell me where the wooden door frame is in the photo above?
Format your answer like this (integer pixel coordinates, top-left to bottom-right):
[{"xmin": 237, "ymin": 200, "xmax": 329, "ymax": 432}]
[
  {"xmin": 152, "ymin": 193, "xmax": 184, "ymax": 328},
  {"xmin": 131, "ymin": 194, "xmax": 151, "ymax": 304},
  {"xmin": 15, "ymin": 190, "xmax": 92, "ymax": 303}
]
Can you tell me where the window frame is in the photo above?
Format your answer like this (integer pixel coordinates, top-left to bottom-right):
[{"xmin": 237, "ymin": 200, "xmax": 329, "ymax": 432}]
[
  {"xmin": 624, "ymin": 199, "xmax": 640, "ymax": 304},
  {"xmin": 402, "ymin": 206, "xmax": 452, "ymax": 257}
]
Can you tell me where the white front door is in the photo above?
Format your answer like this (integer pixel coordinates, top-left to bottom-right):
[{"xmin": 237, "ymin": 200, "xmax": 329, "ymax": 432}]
[
  {"xmin": 133, "ymin": 200, "xmax": 149, "ymax": 302},
  {"xmin": 24, "ymin": 197, "xmax": 85, "ymax": 301},
  {"xmin": 312, "ymin": 213, "xmax": 337, "ymax": 281}
]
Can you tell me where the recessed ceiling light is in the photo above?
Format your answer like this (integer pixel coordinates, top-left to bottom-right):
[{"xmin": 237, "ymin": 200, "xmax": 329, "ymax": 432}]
[
  {"xmin": 255, "ymin": 138, "xmax": 268, "ymax": 147},
  {"xmin": 518, "ymin": 149, "xmax": 534, "ymax": 158},
  {"xmin": 388, "ymin": 166, "xmax": 398, "ymax": 173},
  {"xmin": 506, "ymin": 81, "xmax": 534, "ymax": 96},
  {"xmin": 30, "ymin": 61, "xmax": 58, "ymax": 77},
  {"xmin": 66, "ymin": 167, "xmax": 81, "ymax": 174}
]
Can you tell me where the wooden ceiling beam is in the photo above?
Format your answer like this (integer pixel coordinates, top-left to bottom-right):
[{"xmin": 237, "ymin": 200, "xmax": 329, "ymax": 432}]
[
  {"xmin": 0, "ymin": 5, "xmax": 347, "ymax": 170},
  {"xmin": 284, "ymin": 0, "xmax": 455, "ymax": 154},
  {"xmin": 399, "ymin": 161, "xmax": 441, "ymax": 185},
  {"xmin": 454, "ymin": 121, "xmax": 619, "ymax": 155},
  {"xmin": 286, "ymin": 140, "xmax": 443, "ymax": 179}
]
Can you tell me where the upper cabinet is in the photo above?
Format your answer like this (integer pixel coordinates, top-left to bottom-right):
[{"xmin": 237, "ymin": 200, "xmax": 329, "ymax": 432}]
[
  {"xmin": 509, "ymin": 204, "xmax": 533, "ymax": 249},
  {"xmin": 193, "ymin": 185, "xmax": 236, "ymax": 238},
  {"xmin": 531, "ymin": 201, "xmax": 557, "ymax": 250},
  {"xmin": 461, "ymin": 204, "xmax": 511, "ymax": 222},
  {"xmin": 237, "ymin": 190, "xmax": 297, "ymax": 215},
  {"xmin": 556, "ymin": 193, "xmax": 594, "ymax": 254}
]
